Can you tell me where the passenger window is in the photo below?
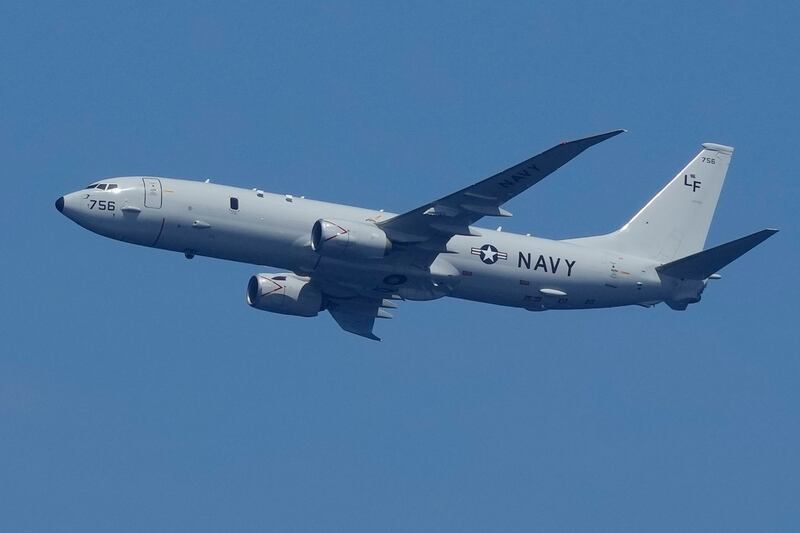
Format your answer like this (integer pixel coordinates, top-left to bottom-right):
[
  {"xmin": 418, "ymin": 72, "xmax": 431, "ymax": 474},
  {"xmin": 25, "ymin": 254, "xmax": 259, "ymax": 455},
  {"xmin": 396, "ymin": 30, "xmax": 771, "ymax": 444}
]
[
  {"xmin": 230, "ymin": 197, "xmax": 239, "ymax": 210},
  {"xmin": 107, "ymin": 184, "xmax": 118, "ymax": 190},
  {"xmin": 97, "ymin": 184, "xmax": 107, "ymax": 190}
]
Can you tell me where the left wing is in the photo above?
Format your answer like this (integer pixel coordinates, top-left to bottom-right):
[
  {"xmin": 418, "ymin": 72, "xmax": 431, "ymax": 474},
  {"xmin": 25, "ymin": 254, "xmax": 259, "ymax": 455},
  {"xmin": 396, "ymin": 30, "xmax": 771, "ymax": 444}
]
[
  {"xmin": 326, "ymin": 296, "xmax": 398, "ymax": 341},
  {"xmin": 377, "ymin": 129, "xmax": 625, "ymax": 246}
]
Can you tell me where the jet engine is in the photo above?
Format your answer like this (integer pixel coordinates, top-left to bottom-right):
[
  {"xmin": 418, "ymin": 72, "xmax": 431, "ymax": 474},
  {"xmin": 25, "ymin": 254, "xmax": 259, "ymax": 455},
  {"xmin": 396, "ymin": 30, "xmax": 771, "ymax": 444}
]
[
  {"xmin": 310, "ymin": 218, "xmax": 391, "ymax": 260},
  {"xmin": 246, "ymin": 273, "xmax": 322, "ymax": 317}
]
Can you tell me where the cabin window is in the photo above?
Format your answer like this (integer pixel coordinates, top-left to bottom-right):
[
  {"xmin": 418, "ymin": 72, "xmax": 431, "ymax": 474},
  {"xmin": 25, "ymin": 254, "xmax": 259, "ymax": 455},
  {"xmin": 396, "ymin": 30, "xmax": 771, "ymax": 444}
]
[{"xmin": 230, "ymin": 197, "xmax": 239, "ymax": 210}]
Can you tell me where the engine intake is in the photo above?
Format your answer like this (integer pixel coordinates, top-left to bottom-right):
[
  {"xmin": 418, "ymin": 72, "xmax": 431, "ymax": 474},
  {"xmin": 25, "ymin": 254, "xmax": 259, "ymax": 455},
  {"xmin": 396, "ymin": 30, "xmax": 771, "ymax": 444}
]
[
  {"xmin": 311, "ymin": 218, "xmax": 390, "ymax": 260},
  {"xmin": 246, "ymin": 273, "xmax": 322, "ymax": 317}
]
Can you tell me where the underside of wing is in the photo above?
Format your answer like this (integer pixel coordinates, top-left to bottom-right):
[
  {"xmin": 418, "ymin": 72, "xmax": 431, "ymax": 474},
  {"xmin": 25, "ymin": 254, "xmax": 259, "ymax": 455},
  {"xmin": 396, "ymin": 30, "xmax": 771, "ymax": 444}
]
[
  {"xmin": 326, "ymin": 296, "xmax": 398, "ymax": 341},
  {"xmin": 377, "ymin": 129, "xmax": 625, "ymax": 246}
]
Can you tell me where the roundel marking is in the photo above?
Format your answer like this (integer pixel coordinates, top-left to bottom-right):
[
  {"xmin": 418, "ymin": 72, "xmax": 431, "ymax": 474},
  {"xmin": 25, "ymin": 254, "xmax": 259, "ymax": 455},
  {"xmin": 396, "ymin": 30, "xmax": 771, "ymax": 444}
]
[
  {"xmin": 480, "ymin": 244, "xmax": 499, "ymax": 264},
  {"xmin": 470, "ymin": 244, "xmax": 508, "ymax": 264}
]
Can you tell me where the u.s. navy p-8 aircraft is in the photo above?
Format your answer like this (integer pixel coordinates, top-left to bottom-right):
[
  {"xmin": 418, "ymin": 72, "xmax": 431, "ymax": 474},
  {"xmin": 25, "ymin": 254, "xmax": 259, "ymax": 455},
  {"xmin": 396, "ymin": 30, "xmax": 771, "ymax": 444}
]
[{"xmin": 56, "ymin": 130, "xmax": 777, "ymax": 340}]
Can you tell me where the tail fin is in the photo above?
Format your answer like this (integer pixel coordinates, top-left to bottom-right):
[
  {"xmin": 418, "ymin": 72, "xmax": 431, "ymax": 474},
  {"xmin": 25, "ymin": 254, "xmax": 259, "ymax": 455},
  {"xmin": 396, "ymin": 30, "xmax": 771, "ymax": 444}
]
[
  {"xmin": 657, "ymin": 229, "xmax": 778, "ymax": 280},
  {"xmin": 571, "ymin": 143, "xmax": 734, "ymax": 262}
]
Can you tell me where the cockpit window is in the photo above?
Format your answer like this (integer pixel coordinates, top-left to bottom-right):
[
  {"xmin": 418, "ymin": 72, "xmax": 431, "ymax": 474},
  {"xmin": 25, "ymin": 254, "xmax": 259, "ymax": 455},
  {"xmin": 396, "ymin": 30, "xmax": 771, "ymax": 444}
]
[{"xmin": 84, "ymin": 183, "xmax": 118, "ymax": 191}]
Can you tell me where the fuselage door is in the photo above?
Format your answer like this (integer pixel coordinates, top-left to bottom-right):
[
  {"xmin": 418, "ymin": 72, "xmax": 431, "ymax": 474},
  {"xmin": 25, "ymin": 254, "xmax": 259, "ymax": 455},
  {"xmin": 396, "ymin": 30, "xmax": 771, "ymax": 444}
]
[{"xmin": 143, "ymin": 178, "xmax": 162, "ymax": 208}]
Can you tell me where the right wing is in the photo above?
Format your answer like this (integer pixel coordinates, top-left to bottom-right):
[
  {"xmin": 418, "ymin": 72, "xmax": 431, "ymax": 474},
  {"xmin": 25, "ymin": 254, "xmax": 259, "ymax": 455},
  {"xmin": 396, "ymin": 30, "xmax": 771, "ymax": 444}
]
[
  {"xmin": 317, "ymin": 130, "xmax": 626, "ymax": 337},
  {"xmin": 377, "ymin": 129, "xmax": 625, "ymax": 247}
]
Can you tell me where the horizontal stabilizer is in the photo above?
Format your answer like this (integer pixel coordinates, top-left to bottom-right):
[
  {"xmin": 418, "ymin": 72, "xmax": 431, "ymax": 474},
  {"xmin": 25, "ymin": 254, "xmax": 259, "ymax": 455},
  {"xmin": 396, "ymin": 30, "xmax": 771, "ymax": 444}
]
[{"xmin": 656, "ymin": 229, "xmax": 778, "ymax": 280}]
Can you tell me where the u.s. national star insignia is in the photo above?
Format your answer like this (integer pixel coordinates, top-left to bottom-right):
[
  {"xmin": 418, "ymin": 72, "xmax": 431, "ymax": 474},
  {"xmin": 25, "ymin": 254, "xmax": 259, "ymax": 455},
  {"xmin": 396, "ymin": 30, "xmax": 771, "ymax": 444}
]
[{"xmin": 471, "ymin": 244, "xmax": 508, "ymax": 265}]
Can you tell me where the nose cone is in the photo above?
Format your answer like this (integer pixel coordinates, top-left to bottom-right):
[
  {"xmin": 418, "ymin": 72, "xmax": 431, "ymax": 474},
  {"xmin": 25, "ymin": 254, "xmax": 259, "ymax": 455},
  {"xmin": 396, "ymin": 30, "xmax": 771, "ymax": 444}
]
[{"xmin": 55, "ymin": 196, "xmax": 65, "ymax": 213}]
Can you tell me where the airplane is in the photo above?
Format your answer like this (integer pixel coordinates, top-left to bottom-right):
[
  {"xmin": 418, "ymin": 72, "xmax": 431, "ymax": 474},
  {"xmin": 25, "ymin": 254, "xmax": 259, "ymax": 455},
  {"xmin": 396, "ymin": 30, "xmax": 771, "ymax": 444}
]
[{"xmin": 55, "ymin": 130, "xmax": 777, "ymax": 340}]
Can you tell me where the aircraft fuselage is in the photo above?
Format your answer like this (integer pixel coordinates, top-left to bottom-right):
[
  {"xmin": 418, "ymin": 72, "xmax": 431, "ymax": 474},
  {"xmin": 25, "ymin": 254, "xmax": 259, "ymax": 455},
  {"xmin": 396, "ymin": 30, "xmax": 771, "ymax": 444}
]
[{"xmin": 57, "ymin": 176, "xmax": 673, "ymax": 312}]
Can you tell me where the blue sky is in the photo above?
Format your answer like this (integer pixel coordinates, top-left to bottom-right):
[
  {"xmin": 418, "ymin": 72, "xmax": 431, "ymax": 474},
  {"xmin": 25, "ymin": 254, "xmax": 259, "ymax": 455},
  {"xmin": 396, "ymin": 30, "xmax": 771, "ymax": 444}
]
[{"xmin": 2, "ymin": 1, "xmax": 798, "ymax": 531}]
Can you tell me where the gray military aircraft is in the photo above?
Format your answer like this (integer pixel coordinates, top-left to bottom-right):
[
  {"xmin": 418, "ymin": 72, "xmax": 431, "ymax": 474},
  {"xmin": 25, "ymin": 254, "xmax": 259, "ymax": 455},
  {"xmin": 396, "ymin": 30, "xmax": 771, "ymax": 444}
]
[{"xmin": 56, "ymin": 131, "xmax": 777, "ymax": 339}]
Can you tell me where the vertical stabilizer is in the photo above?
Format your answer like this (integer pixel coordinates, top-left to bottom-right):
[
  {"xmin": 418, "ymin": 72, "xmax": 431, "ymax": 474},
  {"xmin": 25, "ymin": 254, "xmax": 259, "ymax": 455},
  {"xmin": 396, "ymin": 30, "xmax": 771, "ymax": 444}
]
[{"xmin": 569, "ymin": 143, "xmax": 734, "ymax": 262}]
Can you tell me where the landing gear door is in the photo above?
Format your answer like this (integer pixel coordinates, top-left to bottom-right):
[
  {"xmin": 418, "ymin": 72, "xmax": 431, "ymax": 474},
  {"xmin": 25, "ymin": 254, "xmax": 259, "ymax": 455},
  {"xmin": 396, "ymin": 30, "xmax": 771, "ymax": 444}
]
[{"xmin": 143, "ymin": 178, "xmax": 162, "ymax": 208}]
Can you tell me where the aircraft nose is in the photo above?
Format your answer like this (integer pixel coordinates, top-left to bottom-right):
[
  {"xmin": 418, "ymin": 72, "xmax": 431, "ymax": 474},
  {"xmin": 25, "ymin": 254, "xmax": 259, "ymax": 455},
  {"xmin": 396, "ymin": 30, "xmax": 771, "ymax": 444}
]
[{"xmin": 55, "ymin": 196, "xmax": 64, "ymax": 213}]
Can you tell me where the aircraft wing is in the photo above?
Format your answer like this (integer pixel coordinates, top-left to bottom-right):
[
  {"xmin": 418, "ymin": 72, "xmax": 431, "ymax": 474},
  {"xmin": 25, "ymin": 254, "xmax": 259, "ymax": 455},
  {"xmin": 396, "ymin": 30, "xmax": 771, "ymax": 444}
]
[
  {"xmin": 326, "ymin": 296, "xmax": 397, "ymax": 341},
  {"xmin": 377, "ymin": 130, "xmax": 625, "ymax": 246}
]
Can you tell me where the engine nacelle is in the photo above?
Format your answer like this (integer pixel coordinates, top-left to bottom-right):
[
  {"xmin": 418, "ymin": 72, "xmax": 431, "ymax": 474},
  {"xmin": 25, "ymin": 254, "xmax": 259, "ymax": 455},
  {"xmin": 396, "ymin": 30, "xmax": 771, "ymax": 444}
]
[
  {"xmin": 310, "ymin": 218, "xmax": 390, "ymax": 260},
  {"xmin": 246, "ymin": 273, "xmax": 322, "ymax": 317}
]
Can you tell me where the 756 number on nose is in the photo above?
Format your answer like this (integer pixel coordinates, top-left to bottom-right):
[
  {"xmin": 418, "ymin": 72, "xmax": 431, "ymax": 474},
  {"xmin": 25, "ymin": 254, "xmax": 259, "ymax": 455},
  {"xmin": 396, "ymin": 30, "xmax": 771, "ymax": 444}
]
[{"xmin": 89, "ymin": 200, "xmax": 115, "ymax": 211}]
